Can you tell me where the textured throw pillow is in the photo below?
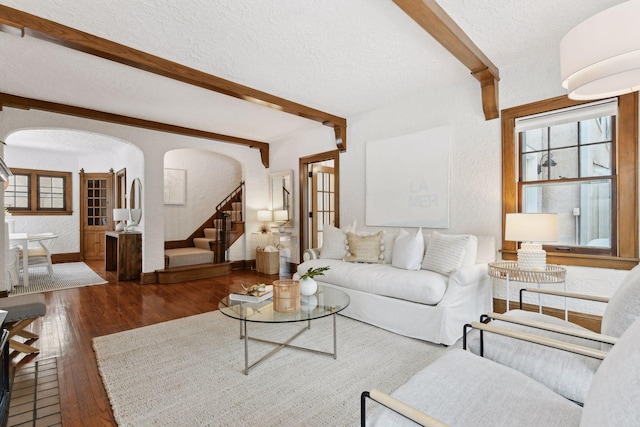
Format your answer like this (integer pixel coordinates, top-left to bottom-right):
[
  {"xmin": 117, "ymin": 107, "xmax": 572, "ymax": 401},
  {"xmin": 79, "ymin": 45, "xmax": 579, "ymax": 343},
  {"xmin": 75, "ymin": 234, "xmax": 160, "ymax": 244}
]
[
  {"xmin": 344, "ymin": 231, "xmax": 384, "ymax": 263},
  {"xmin": 422, "ymin": 232, "xmax": 477, "ymax": 275},
  {"xmin": 319, "ymin": 224, "xmax": 348, "ymax": 259},
  {"xmin": 391, "ymin": 228, "xmax": 425, "ymax": 270},
  {"xmin": 319, "ymin": 221, "xmax": 356, "ymax": 259}
]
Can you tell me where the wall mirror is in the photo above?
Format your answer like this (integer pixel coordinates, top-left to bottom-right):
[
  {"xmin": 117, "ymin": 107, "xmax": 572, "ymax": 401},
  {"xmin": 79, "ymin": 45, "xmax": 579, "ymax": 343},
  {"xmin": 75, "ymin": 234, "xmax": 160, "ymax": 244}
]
[
  {"xmin": 129, "ymin": 178, "xmax": 142, "ymax": 225},
  {"xmin": 270, "ymin": 170, "xmax": 293, "ymax": 229}
]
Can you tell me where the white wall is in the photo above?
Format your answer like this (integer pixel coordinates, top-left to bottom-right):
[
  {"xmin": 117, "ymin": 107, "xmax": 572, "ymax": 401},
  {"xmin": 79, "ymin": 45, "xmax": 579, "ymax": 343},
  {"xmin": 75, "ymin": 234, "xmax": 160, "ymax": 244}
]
[
  {"xmin": 271, "ymin": 53, "xmax": 634, "ymax": 316},
  {"xmin": 0, "ymin": 107, "xmax": 270, "ymax": 277},
  {"xmin": 163, "ymin": 149, "xmax": 242, "ymax": 241}
]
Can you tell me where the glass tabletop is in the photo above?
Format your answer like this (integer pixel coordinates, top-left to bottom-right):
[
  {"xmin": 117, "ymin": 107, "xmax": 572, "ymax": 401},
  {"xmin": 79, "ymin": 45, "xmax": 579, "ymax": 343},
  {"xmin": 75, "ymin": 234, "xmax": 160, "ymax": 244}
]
[{"xmin": 218, "ymin": 285, "xmax": 350, "ymax": 323}]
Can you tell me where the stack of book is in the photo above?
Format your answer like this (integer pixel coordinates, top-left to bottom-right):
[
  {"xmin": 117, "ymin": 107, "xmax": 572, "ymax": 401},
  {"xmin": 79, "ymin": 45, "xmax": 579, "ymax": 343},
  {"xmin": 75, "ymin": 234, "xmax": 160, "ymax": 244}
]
[{"xmin": 229, "ymin": 285, "xmax": 273, "ymax": 303}]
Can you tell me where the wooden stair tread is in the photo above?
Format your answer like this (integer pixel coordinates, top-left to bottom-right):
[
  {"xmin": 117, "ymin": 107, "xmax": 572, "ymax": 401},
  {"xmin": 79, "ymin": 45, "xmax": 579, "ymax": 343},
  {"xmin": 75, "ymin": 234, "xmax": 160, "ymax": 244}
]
[{"xmin": 156, "ymin": 262, "xmax": 232, "ymax": 284}]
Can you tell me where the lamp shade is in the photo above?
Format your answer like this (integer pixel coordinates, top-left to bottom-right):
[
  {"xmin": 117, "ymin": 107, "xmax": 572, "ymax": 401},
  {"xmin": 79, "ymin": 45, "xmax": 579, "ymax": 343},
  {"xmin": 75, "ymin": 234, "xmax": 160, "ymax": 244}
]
[
  {"xmin": 273, "ymin": 210, "xmax": 288, "ymax": 222},
  {"xmin": 113, "ymin": 208, "xmax": 130, "ymax": 222},
  {"xmin": 561, "ymin": 0, "xmax": 640, "ymax": 100},
  {"xmin": 257, "ymin": 210, "xmax": 272, "ymax": 222},
  {"xmin": 505, "ymin": 213, "xmax": 558, "ymax": 242}
]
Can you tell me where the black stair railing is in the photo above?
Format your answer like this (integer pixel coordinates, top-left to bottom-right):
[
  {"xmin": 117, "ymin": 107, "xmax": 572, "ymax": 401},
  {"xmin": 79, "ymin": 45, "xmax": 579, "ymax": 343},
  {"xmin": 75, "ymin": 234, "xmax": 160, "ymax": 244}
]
[
  {"xmin": 216, "ymin": 181, "xmax": 244, "ymax": 213},
  {"xmin": 212, "ymin": 182, "xmax": 244, "ymax": 263}
]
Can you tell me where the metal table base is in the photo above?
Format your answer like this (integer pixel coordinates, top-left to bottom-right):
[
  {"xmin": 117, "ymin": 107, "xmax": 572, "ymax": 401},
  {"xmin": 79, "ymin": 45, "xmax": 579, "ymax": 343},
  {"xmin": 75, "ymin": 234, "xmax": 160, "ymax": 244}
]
[{"xmin": 240, "ymin": 314, "xmax": 338, "ymax": 375}]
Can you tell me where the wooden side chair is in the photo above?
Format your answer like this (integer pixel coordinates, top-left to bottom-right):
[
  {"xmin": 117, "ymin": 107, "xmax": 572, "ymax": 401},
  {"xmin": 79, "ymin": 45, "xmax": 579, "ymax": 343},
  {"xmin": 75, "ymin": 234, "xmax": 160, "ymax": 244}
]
[
  {"xmin": 20, "ymin": 233, "xmax": 58, "ymax": 279},
  {"xmin": 0, "ymin": 293, "xmax": 46, "ymax": 354}
]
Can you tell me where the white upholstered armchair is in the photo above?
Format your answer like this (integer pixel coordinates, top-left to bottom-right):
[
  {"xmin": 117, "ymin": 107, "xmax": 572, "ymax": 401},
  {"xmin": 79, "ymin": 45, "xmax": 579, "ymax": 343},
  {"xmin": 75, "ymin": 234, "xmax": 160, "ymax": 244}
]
[
  {"xmin": 362, "ymin": 315, "xmax": 640, "ymax": 426},
  {"xmin": 464, "ymin": 263, "xmax": 640, "ymax": 404}
]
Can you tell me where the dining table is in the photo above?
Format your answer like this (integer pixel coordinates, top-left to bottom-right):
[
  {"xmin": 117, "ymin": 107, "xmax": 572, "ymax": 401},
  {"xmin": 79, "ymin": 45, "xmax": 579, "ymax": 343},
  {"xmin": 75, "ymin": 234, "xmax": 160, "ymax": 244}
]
[{"xmin": 9, "ymin": 232, "xmax": 57, "ymax": 287}]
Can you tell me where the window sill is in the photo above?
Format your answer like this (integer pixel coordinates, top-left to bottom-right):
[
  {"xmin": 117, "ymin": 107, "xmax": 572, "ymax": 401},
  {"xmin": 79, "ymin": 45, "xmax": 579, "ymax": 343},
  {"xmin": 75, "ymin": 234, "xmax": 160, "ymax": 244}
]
[
  {"xmin": 6, "ymin": 211, "xmax": 73, "ymax": 216},
  {"xmin": 500, "ymin": 250, "xmax": 639, "ymax": 270}
]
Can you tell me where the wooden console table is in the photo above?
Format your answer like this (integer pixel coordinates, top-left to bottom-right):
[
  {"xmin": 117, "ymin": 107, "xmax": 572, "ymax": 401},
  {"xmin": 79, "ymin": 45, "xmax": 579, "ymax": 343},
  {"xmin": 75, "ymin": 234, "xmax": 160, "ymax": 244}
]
[{"xmin": 105, "ymin": 231, "xmax": 142, "ymax": 280}]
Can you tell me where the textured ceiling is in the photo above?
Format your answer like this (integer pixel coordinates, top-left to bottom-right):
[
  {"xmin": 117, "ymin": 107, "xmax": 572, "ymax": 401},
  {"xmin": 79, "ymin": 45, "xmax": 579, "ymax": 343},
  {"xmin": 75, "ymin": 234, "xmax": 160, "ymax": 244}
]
[{"xmin": 0, "ymin": 0, "xmax": 628, "ymax": 151}]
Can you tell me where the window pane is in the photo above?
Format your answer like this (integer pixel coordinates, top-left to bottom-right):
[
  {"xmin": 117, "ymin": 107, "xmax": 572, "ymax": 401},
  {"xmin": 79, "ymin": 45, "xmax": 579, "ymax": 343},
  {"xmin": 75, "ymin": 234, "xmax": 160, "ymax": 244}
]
[
  {"xmin": 580, "ymin": 117, "xmax": 612, "ymax": 144},
  {"xmin": 549, "ymin": 122, "xmax": 577, "ymax": 149},
  {"xmin": 580, "ymin": 143, "xmax": 612, "ymax": 177},
  {"xmin": 4, "ymin": 174, "xmax": 30, "ymax": 209},
  {"xmin": 521, "ymin": 128, "xmax": 547, "ymax": 153},
  {"xmin": 550, "ymin": 147, "xmax": 578, "ymax": 179},
  {"xmin": 15, "ymin": 175, "xmax": 28, "ymax": 186},
  {"xmin": 39, "ymin": 175, "xmax": 65, "ymax": 210},
  {"xmin": 522, "ymin": 179, "xmax": 612, "ymax": 248}
]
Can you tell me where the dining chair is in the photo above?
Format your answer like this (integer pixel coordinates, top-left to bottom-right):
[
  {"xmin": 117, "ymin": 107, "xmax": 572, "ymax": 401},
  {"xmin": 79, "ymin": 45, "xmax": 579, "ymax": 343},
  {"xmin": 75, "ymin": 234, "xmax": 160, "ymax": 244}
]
[
  {"xmin": 19, "ymin": 233, "xmax": 58, "ymax": 278},
  {"xmin": 3, "ymin": 222, "xmax": 19, "ymax": 292}
]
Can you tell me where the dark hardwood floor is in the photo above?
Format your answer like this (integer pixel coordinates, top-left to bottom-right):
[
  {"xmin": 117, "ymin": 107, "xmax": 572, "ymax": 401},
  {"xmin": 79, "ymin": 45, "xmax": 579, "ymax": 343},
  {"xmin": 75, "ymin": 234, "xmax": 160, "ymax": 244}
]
[{"xmin": 9, "ymin": 261, "xmax": 283, "ymax": 426}]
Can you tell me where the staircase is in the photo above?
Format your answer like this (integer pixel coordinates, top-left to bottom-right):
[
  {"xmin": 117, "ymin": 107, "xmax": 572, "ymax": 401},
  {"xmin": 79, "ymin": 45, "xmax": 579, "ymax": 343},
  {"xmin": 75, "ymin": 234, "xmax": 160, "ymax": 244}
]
[
  {"xmin": 161, "ymin": 182, "xmax": 244, "ymax": 283},
  {"xmin": 189, "ymin": 182, "xmax": 244, "ymax": 263}
]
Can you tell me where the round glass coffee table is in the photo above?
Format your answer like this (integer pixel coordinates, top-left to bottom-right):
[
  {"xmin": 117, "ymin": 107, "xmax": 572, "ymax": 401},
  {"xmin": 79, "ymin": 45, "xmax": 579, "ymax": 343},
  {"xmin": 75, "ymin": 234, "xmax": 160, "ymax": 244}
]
[{"xmin": 219, "ymin": 285, "xmax": 350, "ymax": 375}]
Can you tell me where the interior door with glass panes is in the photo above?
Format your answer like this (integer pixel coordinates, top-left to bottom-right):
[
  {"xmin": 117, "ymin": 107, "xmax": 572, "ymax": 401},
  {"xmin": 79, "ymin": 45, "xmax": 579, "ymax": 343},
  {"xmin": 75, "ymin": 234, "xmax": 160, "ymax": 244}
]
[
  {"xmin": 311, "ymin": 165, "xmax": 335, "ymax": 248},
  {"xmin": 80, "ymin": 170, "xmax": 114, "ymax": 261}
]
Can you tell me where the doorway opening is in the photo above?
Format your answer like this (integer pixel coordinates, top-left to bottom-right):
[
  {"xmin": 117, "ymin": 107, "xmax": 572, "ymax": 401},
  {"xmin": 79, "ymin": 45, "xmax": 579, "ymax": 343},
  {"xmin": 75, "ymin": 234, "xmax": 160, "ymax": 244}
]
[{"xmin": 299, "ymin": 150, "xmax": 340, "ymax": 260}]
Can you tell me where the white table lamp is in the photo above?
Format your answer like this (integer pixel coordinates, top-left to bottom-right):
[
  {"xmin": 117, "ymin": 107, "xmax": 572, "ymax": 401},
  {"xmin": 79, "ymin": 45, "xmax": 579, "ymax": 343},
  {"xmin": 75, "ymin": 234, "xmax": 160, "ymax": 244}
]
[
  {"xmin": 273, "ymin": 209, "xmax": 289, "ymax": 233},
  {"xmin": 113, "ymin": 208, "xmax": 130, "ymax": 232},
  {"xmin": 505, "ymin": 213, "xmax": 558, "ymax": 270},
  {"xmin": 257, "ymin": 210, "xmax": 272, "ymax": 233}
]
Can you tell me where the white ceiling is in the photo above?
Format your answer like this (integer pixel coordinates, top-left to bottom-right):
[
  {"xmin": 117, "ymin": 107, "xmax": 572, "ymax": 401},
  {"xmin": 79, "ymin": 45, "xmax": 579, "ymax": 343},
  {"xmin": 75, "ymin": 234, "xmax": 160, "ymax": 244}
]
[{"xmin": 0, "ymin": 0, "xmax": 627, "ymax": 151}]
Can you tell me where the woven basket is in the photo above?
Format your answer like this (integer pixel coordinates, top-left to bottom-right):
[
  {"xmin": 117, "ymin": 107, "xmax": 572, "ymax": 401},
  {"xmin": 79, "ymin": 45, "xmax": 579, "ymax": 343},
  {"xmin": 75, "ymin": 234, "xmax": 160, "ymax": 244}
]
[{"xmin": 256, "ymin": 247, "xmax": 280, "ymax": 275}]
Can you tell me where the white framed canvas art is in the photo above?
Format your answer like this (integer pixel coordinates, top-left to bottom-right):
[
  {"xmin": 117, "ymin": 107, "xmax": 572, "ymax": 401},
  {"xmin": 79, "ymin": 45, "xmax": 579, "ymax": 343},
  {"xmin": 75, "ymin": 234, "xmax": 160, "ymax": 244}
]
[
  {"xmin": 164, "ymin": 168, "xmax": 186, "ymax": 205},
  {"xmin": 366, "ymin": 126, "xmax": 450, "ymax": 228}
]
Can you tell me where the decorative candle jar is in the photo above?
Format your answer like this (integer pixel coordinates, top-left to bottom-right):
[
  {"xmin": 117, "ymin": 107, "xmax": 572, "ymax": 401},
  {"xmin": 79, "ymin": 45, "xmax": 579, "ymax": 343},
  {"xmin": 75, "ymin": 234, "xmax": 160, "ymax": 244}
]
[{"xmin": 272, "ymin": 279, "xmax": 300, "ymax": 312}]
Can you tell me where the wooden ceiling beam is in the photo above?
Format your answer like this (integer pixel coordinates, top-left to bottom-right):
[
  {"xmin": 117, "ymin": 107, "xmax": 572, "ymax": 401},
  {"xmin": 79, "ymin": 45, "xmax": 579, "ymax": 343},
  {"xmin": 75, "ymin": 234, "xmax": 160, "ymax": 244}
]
[
  {"xmin": 392, "ymin": 0, "xmax": 500, "ymax": 120},
  {"xmin": 0, "ymin": 5, "xmax": 347, "ymax": 151},
  {"xmin": 0, "ymin": 92, "xmax": 271, "ymax": 168}
]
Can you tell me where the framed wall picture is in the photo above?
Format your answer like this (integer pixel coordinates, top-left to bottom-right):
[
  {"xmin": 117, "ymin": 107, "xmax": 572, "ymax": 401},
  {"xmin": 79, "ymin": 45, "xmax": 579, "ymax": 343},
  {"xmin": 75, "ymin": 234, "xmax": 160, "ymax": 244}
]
[
  {"xmin": 366, "ymin": 126, "xmax": 450, "ymax": 228},
  {"xmin": 164, "ymin": 168, "xmax": 186, "ymax": 205}
]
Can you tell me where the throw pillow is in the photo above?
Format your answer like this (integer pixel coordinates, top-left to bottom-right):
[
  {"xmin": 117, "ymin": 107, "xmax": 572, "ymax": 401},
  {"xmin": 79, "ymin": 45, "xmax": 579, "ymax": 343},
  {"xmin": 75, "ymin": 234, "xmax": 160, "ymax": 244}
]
[
  {"xmin": 422, "ymin": 232, "xmax": 477, "ymax": 275},
  {"xmin": 391, "ymin": 228, "xmax": 424, "ymax": 270},
  {"xmin": 319, "ymin": 224, "xmax": 348, "ymax": 259},
  {"xmin": 344, "ymin": 231, "xmax": 384, "ymax": 263},
  {"xmin": 382, "ymin": 230, "xmax": 396, "ymax": 264},
  {"xmin": 319, "ymin": 220, "xmax": 356, "ymax": 259}
]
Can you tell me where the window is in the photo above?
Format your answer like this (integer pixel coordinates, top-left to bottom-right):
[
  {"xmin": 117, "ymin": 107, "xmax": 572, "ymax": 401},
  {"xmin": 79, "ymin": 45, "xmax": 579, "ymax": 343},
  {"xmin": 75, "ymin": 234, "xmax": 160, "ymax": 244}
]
[
  {"xmin": 502, "ymin": 93, "xmax": 638, "ymax": 270},
  {"xmin": 4, "ymin": 168, "xmax": 73, "ymax": 215}
]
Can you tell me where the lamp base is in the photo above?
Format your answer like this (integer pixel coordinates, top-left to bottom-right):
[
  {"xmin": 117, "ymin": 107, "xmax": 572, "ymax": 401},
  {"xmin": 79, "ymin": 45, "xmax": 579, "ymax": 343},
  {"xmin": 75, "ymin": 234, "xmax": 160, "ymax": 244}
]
[
  {"xmin": 115, "ymin": 222, "xmax": 125, "ymax": 232},
  {"xmin": 517, "ymin": 242, "xmax": 546, "ymax": 271}
]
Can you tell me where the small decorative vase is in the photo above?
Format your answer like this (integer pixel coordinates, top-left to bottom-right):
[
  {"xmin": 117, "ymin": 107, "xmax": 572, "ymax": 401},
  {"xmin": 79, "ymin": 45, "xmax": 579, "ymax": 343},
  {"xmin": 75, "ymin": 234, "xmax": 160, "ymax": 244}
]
[{"xmin": 299, "ymin": 277, "xmax": 318, "ymax": 296}]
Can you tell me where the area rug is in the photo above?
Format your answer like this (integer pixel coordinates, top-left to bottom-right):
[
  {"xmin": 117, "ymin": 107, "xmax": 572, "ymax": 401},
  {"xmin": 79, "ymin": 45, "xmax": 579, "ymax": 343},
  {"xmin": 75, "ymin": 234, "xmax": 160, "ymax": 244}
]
[
  {"xmin": 93, "ymin": 311, "xmax": 451, "ymax": 426},
  {"xmin": 11, "ymin": 262, "xmax": 107, "ymax": 296}
]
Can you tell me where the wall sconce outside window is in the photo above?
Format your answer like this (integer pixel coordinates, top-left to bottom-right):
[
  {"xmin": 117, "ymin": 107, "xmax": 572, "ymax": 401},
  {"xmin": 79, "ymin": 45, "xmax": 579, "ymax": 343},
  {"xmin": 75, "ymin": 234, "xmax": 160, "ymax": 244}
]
[{"xmin": 537, "ymin": 153, "xmax": 557, "ymax": 175}]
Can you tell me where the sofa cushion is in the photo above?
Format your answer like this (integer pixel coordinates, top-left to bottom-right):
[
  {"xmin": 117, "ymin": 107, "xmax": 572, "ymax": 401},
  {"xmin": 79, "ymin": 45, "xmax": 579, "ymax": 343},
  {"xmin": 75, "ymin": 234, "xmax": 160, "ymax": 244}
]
[
  {"xmin": 392, "ymin": 228, "xmax": 424, "ymax": 271},
  {"xmin": 344, "ymin": 232, "xmax": 384, "ymax": 263},
  {"xmin": 298, "ymin": 258, "xmax": 447, "ymax": 305},
  {"xmin": 422, "ymin": 232, "xmax": 477, "ymax": 275}
]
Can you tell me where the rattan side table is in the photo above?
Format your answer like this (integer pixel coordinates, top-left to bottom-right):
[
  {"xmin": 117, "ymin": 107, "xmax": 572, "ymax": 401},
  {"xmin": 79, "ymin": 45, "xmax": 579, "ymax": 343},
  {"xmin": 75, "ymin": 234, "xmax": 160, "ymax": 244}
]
[{"xmin": 488, "ymin": 261, "xmax": 567, "ymax": 319}]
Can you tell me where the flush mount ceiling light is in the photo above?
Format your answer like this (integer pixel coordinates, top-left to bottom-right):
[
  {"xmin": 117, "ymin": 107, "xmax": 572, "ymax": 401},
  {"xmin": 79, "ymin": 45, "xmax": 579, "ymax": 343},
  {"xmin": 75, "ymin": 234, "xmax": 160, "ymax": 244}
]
[{"xmin": 561, "ymin": 0, "xmax": 640, "ymax": 100}]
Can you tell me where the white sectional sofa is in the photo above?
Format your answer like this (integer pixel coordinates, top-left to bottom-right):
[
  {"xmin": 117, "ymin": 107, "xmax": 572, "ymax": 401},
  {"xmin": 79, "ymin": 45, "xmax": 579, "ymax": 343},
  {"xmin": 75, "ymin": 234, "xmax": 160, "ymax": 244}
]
[{"xmin": 297, "ymin": 227, "xmax": 495, "ymax": 345}]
